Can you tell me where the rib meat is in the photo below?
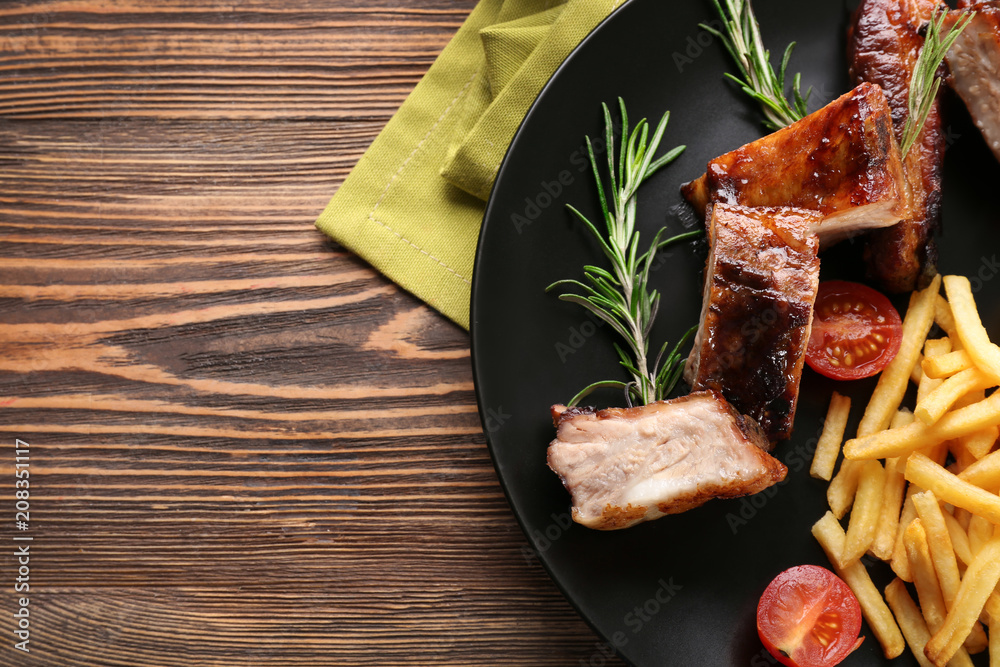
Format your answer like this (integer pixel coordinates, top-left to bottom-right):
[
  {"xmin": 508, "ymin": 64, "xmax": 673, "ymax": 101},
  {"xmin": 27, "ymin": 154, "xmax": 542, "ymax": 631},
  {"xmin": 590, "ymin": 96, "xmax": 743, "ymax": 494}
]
[
  {"xmin": 547, "ymin": 391, "xmax": 786, "ymax": 530},
  {"xmin": 944, "ymin": 3, "xmax": 1000, "ymax": 162},
  {"xmin": 684, "ymin": 204, "xmax": 822, "ymax": 442},
  {"xmin": 848, "ymin": 0, "xmax": 945, "ymax": 293},
  {"xmin": 681, "ymin": 82, "xmax": 910, "ymax": 247}
]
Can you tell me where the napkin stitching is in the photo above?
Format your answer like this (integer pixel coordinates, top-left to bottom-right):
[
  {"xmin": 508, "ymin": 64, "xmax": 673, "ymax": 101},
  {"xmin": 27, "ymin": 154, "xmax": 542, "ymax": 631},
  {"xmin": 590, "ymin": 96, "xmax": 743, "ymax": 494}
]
[{"xmin": 366, "ymin": 72, "xmax": 479, "ymax": 286}]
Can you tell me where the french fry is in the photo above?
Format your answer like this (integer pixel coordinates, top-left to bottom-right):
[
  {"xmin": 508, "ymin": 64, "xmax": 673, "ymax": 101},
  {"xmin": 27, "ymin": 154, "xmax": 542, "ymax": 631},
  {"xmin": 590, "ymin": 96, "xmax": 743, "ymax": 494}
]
[
  {"xmin": 958, "ymin": 448, "xmax": 1000, "ymax": 490},
  {"xmin": 828, "ymin": 459, "xmax": 863, "ymax": 520},
  {"xmin": 914, "ymin": 352, "xmax": 927, "ymax": 385},
  {"xmin": 954, "ymin": 506, "xmax": 974, "ymax": 532},
  {"xmin": 905, "ymin": 453, "xmax": 1000, "ymax": 525},
  {"xmin": 912, "ymin": 491, "xmax": 963, "ymax": 609},
  {"xmin": 892, "ymin": 491, "xmax": 919, "ymax": 582},
  {"xmin": 873, "ymin": 456, "xmax": 908, "ymax": 560},
  {"xmin": 943, "ymin": 511, "xmax": 974, "ymax": 567},
  {"xmin": 811, "ymin": 391, "xmax": 851, "ymax": 481},
  {"xmin": 989, "ymin": 609, "xmax": 1000, "ymax": 667},
  {"xmin": 935, "ymin": 294, "xmax": 960, "ymax": 344},
  {"xmin": 950, "ymin": 439, "xmax": 979, "ymax": 474},
  {"xmin": 904, "ymin": 521, "xmax": 979, "ymax": 666},
  {"xmin": 918, "ymin": 338, "xmax": 953, "ymax": 404},
  {"xmin": 923, "ymin": 350, "xmax": 974, "ymax": 380},
  {"xmin": 915, "ymin": 367, "xmax": 997, "ymax": 426},
  {"xmin": 892, "ymin": 408, "xmax": 916, "ymax": 429},
  {"xmin": 926, "ymin": 535, "xmax": 1000, "ymax": 666},
  {"xmin": 858, "ymin": 275, "xmax": 941, "ymax": 436},
  {"xmin": 911, "ymin": 491, "xmax": 990, "ymax": 654},
  {"xmin": 968, "ymin": 514, "xmax": 993, "ymax": 558},
  {"xmin": 983, "ymin": 590, "xmax": 1000, "ymax": 627},
  {"xmin": 846, "ymin": 390, "xmax": 1000, "ymax": 460},
  {"xmin": 843, "ymin": 460, "xmax": 885, "ymax": 564},
  {"xmin": 885, "ymin": 577, "xmax": 937, "ymax": 667},
  {"xmin": 962, "ymin": 425, "xmax": 998, "ymax": 461},
  {"xmin": 812, "ymin": 512, "xmax": 906, "ymax": 659},
  {"xmin": 904, "ymin": 520, "xmax": 946, "ymax": 621},
  {"xmin": 944, "ymin": 275, "xmax": 1000, "ymax": 385}
]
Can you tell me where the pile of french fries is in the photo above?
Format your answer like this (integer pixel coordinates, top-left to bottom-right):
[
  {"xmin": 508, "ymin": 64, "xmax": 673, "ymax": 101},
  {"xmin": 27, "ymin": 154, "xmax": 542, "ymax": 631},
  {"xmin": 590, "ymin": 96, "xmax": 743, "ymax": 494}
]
[{"xmin": 810, "ymin": 274, "xmax": 1000, "ymax": 666}]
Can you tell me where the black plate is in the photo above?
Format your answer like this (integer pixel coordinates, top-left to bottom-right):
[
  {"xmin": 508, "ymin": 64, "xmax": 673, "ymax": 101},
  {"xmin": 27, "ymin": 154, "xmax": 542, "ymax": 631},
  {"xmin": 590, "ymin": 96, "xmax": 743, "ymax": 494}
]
[{"xmin": 470, "ymin": 0, "xmax": 1000, "ymax": 664}]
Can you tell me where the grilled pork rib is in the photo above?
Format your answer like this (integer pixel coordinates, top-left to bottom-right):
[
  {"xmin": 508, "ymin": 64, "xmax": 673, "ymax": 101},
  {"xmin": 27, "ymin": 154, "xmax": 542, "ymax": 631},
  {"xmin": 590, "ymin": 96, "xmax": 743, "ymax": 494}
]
[
  {"xmin": 684, "ymin": 204, "xmax": 822, "ymax": 443},
  {"xmin": 681, "ymin": 82, "xmax": 910, "ymax": 247},
  {"xmin": 848, "ymin": 0, "xmax": 945, "ymax": 293},
  {"xmin": 944, "ymin": 3, "xmax": 1000, "ymax": 162},
  {"xmin": 547, "ymin": 391, "xmax": 786, "ymax": 530}
]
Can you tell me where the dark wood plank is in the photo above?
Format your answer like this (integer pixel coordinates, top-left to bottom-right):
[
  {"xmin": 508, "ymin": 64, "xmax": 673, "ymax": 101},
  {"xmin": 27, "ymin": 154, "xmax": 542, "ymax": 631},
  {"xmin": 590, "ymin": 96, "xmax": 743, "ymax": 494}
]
[{"xmin": 0, "ymin": 1, "xmax": 624, "ymax": 664}]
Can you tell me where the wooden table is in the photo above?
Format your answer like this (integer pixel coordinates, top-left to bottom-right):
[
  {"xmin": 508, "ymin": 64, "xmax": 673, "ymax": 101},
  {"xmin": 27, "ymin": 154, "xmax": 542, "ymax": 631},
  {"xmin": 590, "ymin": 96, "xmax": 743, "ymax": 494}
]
[{"xmin": 0, "ymin": 2, "xmax": 622, "ymax": 664}]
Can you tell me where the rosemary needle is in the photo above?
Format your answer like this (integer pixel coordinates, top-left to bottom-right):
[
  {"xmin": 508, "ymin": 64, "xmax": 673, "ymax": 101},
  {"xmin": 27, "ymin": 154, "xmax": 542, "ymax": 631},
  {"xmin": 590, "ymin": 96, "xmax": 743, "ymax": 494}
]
[
  {"xmin": 900, "ymin": 8, "xmax": 975, "ymax": 158},
  {"xmin": 702, "ymin": 0, "xmax": 810, "ymax": 131},
  {"xmin": 547, "ymin": 99, "xmax": 700, "ymax": 408}
]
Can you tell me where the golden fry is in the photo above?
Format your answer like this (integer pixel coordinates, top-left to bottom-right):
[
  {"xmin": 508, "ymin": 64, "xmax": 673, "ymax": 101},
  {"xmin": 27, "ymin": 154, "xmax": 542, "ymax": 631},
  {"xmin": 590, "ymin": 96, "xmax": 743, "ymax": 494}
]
[
  {"xmin": 905, "ymin": 520, "xmax": 949, "ymax": 635},
  {"xmin": 905, "ymin": 453, "xmax": 1000, "ymax": 525},
  {"xmin": 892, "ymin": 493, "xmax": 919, "ymax": 582},
  {"xmin": 811, "ymin": 391, "xmax": 851, "ymax": 481},
  {"xmin": 843, "ymin": 460, "xmax": 885, "ymax": 564},
  {"xmin": 962, "ymin": 425, "xmax": 998, "ymax": 461},
  {"xmin": 873, "ymin": 456, "xmax": 907, "ymax": 560},
  {"xmin": 935, "ymin": 294, "xmax": 960, "ymax": 344},
  {"xmin": 968, "ymin": 514, "xmax": 993, "ymax": 558},
  {"xmin": 926, "ymin": 535, "xmax": 1000, "ymax": 666},
  {"xmin": 958, "ymin": 448, "xmax": 1000, "ymax": 490},
  {"xmin": 914, "ymin": 367, "xmax": 996, "ymax": 426},
  {"xmin": 917, "ymin": 338, "xmax": 952, "ymax": 404},
  {"xmin": 923, "ymin": 349, "xmax": 973, "ymax": 379},
  {"xmin": 845, "ymin": 390, "xmax": 1000, "ymax": 460},
  {"xmin": 949, "ymin": 439, "xmax": 979, "ymax": 473},
  {"xmin": 989, "ymin": 610, "xmax": 1000, "ymax": 667},
  {"xmin": 911, "ymin": 491, "xmax": 962, "ymax": 609},
  {"xmin": 812, "ymin": 512, "xmax": 906, "ymax": 659},
  {"xmin": 944, "ymin": 274, "xmax": 1000, "ymax": 385},
  {"xmin": 942, "ymin": 511, "xmax": 973, "ymax": 567},
  {"xmin": 858, "ymin": 275, "xmax": 941, "ymax": 437},
  {"xmin": 911, "ymin": 492, "xmax": 990, "ymax": 654},
  {"xmin": 828, "ymin": 459, "xmax": 863, "ymax": 520},
  {"xmin": 892, "ymin": 408, "xmax": 916, "ymax": 429},
  {"xmin": 885, "ymin": 578, "xmax": 936, "ymax": 667}
]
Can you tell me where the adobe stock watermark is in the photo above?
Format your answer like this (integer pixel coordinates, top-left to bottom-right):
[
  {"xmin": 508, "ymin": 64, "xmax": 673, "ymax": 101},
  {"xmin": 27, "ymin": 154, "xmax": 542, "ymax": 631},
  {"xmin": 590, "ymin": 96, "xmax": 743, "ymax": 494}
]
[
  {"xmin": 969, "ymin": 254, "xmax": 1000, "ymax": 293},
  {"xmin": 671, "ymin": 19, "xmax": 725, "ymax": 73},
  {"xmin": 11, "ymin": 438, "xmax": 32, "ymax": 654},
  {"xmin": 511, "ymin": 119, "xmax": 622, "ymax": 235},
  {"xmin": 554, "ymin": 311, "xmax": 607, "ymax": 363},
  {"xmin": 520, "ymin": 511, "xmax": 574, "ymax": 565},
  {"xmin": 725, "ymin": 423, "xmax": 824, "ymax": 535},
  {"xmin": 577, "ymin": 576, "xmax": 684, "ymax": 667},
  {"xmin": 482, "ymin": 405, "xmax": 511, "ymax": 434}
]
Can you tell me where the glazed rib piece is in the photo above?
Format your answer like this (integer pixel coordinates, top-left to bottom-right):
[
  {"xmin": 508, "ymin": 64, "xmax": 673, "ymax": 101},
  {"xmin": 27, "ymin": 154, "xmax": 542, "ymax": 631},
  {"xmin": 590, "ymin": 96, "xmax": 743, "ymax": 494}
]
[
  {"xmin": 681, "ymin": 82, "xmax": 910, "ymax": 247},
  {"xmin": 684, "ymin": 204, "xmax": 822, "ymax": 442},
  {"xmin": 547, "ymin": 391, "xmax": 786, "ymax": 530},
  {"xmin": 848, "ymin": 0, "xmax": 945, "ymax": 293},
  {"xmin": 944, "ymin": 3, "xmax": 1000, "ymax": 162}
]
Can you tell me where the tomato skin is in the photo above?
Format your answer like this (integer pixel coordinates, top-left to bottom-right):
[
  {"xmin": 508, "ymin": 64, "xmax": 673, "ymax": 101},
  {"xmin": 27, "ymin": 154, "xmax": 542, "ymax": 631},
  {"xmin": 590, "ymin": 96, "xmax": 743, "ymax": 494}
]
[
  {"xmin": 806, "ymin": 280, "xmax": 903, "ymax": 381},
  {"xmin": 757, "ymin": 565, "xmax": 863, "ymax": 667}
]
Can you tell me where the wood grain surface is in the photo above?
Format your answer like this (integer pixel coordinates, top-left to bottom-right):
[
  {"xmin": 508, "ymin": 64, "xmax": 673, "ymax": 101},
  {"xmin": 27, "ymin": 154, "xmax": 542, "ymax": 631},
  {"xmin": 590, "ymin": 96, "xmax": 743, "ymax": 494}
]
[{"xmin": 0, "ymin": 2, "xmax": 623, "ymax": 664}]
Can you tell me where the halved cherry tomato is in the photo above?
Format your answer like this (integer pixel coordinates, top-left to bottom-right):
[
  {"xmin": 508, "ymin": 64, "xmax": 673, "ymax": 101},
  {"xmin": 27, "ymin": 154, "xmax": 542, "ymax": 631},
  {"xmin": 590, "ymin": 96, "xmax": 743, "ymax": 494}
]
[
  {"xmin": 757, "ymin": 565, "xmax": 864, "ymax": 667},
  {"xmin": 805, "ymin": 280, "xmax": 903, "ymax": 380}
]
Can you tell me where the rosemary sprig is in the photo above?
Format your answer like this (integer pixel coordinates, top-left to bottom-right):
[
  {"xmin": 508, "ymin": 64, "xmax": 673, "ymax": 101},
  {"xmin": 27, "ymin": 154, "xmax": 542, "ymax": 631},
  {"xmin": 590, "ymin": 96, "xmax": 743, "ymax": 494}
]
[
  {"xmin": 547, "ymin": 99, "xmax": 701, "ymax": 408},
  {"xmin": 900, "ymin": 8, "xmax": 975, "ymax": 158},
  {"xmin": 701, "ymin": 0, "xmax": 810, "ymax": 131}
]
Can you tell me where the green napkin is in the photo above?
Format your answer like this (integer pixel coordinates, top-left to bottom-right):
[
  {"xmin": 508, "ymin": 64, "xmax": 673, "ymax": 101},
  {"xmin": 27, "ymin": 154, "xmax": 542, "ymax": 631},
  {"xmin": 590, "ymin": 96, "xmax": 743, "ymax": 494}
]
[{"xmin": 315, "ymin": 0, "xmax": 623, "ymax": 330}]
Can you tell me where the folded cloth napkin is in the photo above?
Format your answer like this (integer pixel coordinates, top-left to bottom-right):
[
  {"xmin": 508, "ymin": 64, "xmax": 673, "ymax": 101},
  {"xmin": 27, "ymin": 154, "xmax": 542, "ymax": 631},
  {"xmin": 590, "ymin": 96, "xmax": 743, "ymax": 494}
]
[{"xmin": 315, "ymin": 0, "xmax": 623, "ymax": 330}]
